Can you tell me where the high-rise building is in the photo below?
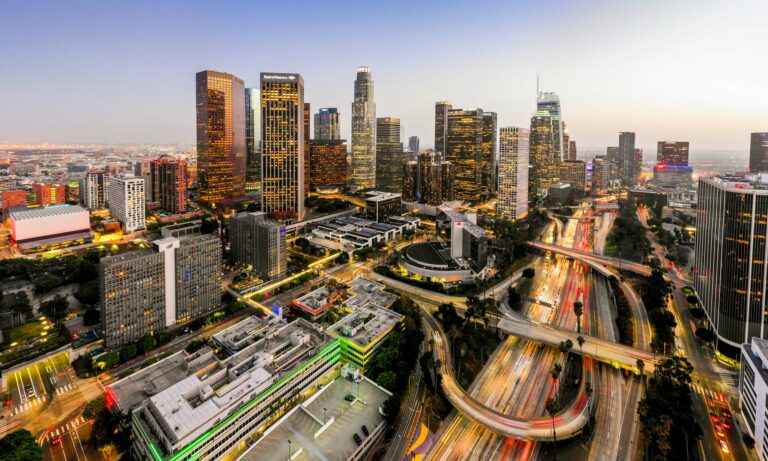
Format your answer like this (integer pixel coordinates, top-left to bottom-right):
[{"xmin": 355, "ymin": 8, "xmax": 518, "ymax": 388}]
[
  {"xmin": 32, "ymin": 183, "xmax": 66, "ymax": 207},
  {"xmin": 592, "ymin": 156, "xmax": 607, "ymax": 191},
  {"xmin": 405, "ymin": 151, "xmax": 454, "ymax": 205},
  {"xmin": 657, "ymin": 141, "xmax": 689, "ymax": 165},
  {"xmin": 481, "ymin": 112, "xmax": 498, "ymax": 196},
  {"xmin": 618, "ymin": 131, "xmax": 636, "ymax": 186},
  {"xmin": 149, "ymin": 156, "xmax": 188, "ymax": 213},
  {"xmin": 375, "ymin": 117, "xmax": 406, "ymax": 193},
  {"xmin": 350, "ymin": 66, "xmax": 376, "ymax": 190},
  {"xmin": 107, "ymin": 176, "xmax": 146, "ymax": 233},
  {"xmin": 229, "ymin": 211, "xmax": 286, "ymax": 279},
  {"xmin": 445, "ymin": 108, "xmax": 484, "ymax": 201},
  {"xmin": 562, "ymin": 130, "xmax": 570, "ymax": 161},
  {"xmin": 196, "ymin": 70, "xmax": 246, "ymax": 205},
  {"xmin": 497, "ymin": 127, "xmax": 529, "ymax": 220},
  {"xmin": 408, "ymin": 136, "xmax": 420, "ymax": 158},
  {"xmin": 568, "ymin": 140, "xmax": 577, "ymax": 161},
  {"xmin": 80, "ymin": 170, "xmax": 109, "ymax": 209},
  {"xmin": 528, "ymin": 111, "xmax": 557, "ymax": 199},
  {"xmin": 402, "ymin": 161, "xmax": 418, "ymax": 202},
  {"xmin": 100, "ymin": 227, "xmax": 222, "ymax": 349},
  {"xmin": 309, "ymin": 140, "xmax": 348, "ymax": 190},
  {"xmin": 750, "ymin": 133, "xmax": 768, "ymax": 173},
  {"xmin": 365, "ymin": 191, "xmax": 402, "ymax": 221},
  {"xmin": 634, "ymin": 148, "xmax": 643, "ymax": 185},
  {"xmin": 560, "ymin": 160, "xmax": 586, "ymax": 192},
  {"xmin": 304, "ymin": 102, "xmax": 311, "ymax": 198},
  {"xmin": 314, "ymin": 108, "xmax": 340, "ymax": 140},
  {"xmin": 244, "ymin": 87, "xmax": 261, "ymax": 192},
  {"xmin": 695, "ymin": 174, "xmax": 768, "ymax": 352},
  {"xmin": 606, "ymin": 147, "xmax": 621, "ymax": 183},
  {"xmin": 537, "ymin": 92, "xmax": 564, "ymax": 167},
  {"xmin": 260, "ymin": 72, "xmax": 305, "ymax": 221},
  {"xmin": 434, "ymin": 101, "xmax": 452, "ymax": 156}
]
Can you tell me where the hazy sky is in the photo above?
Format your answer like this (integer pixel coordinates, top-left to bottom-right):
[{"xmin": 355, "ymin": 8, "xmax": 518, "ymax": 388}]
[{"xmin": 1, "ymin": 0, "xmax": 766, "ymax": 154}]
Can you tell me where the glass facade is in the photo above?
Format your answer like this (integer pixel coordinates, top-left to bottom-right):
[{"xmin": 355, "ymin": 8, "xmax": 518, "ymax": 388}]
[
  {"xmin": 695, "ymin": 177, "xmax": 768, "ymax": 348},
  {"xmin": 618, "ymin": 131, "xmax": 636, "ymax": 186},
  {"xmin": 314, "ymin": 108, "xmax": 340, "ymax": 140},
  {"xmin": 244, "ymin": 87, "xmax": 261, "ymax": 192},
  {"xmin": 751, "ymin": 133, "xmax": 768, "ymax": 173},
  {"xmin": 260, "ymin": 73, "xmax": 305, "ymax": 220},
  {"xmin": 497, "ymin": 127, "xmax": 529, "ymax": 220},
  {"xmin": 375, "ymin": 117, "xmax": 405, "ymax": 193},
  {"xmin": 434, "ymin": 101, "xmax": 452, "ymax": 156},
  {"xmin": 149, "ymin": 156, "xmax": 188, "ymax": 213},
  {"xmin": 481, "ymin": 112, "xmax": 497, "ymax": 197},
  {"xmin": 351, "ymin": 67, "xmax": 376, "ymax": 190},
  {"xmin": 196, "ymin": 70, "xmax": 245, "ymax": 205},
  {"xmin": 656, "ymin": 141, "xmax": 689, "ymax": 165},
  {"xmin": 528, "ymin": 111, "xmax": 557, "ymax": 199},
  {"xmin": 446, "ymin": 109, "xmax": 484, "ymax": 201},
  {"xmin": 309, "ymin": 140, "xmax": 348, "ymax": 190}
]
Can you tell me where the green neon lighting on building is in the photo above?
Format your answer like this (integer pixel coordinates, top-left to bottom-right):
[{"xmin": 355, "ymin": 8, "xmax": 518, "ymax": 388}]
[{"xmin": 145, "ymin": 338, "xmax": 341, "ymax": 461}]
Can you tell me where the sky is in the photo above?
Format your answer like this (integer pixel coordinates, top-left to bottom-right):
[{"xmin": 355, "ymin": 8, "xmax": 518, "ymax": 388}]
[{"xmin": 1, "ymin": 0, "xmax": 766, "ymax": 154}]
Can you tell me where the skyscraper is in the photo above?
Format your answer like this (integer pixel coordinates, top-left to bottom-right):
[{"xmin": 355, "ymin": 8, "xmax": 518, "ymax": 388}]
[
  {"xmin": 528, "ymin": 111, "xmax": 557, "ymax": 199},
  {"xmin": 80, "ymin": 170, "xmax": 109, "ymax": 209},
  {"xmin": 750, "ymin": 133, "xmax": 768, "ymax": 173},
  {"xmin": 107, "ymin": 175, "xmax": 146, "ymax": 233},
  {"xmin": 560, "ymin": 160, "xmax": 586, "ymax": 191},
  {"xmin": 695, "ymin": 175, "xmax": 768, "ymax": 352},
  {"xmin": 408, "ymin": 136, "xmax": 420, "ymax": 158},
  {"xmin": 314, "ymin": 108, "xmax": 340, "ymax": 140},
  {"xmin": 196, "ymin": 70, "xmax": 246, "ymax": 205},
  {"xmin": 350, "ymin": 66, "xmax": 376, "ymax": 190},
  {"xmin": 229, "ymin": 211, "xmax": 287, "ymax": 279},
  {"xmin": 618, "ymin": 131, "xmax": 636, "ymax": 186},
  {"xmin": 244, "ymin": 87, "xmax": 261, "ymax": 192},
  {"xmin": 309, "ymin": 139, "xmax": 348, "ymax": 191},
  {"xmin": 537, "ymin": 92, "xmax": 564, "ymax": 167},
  {"xmin": 402, "ymin": 161, "xmax": 418, "ymax": 202},
  {"xmin": 657, "ymin": 141, "xmax": 689, "ymax": 165},
  {"xmin": 606, "ymin": 146, "xmax": 621, "ymax": 183},
  {"xmin": 445, "ymin": 108, "xmax": 484, "ymax": 201},
  {"xmin": 562, "ymin": 129, "xmax": 570, "ymax": 162},
  {"xmin": 592, "ymin": 155, "xmax": 607, "ymax": 191},
  {"xmin": 568, "ymin": 140, "xmax": 577, "ymax": 161},
  {"xmin": 497, "ymin": 127, "xmax": 529, "ymax": 220},
  {"xmin": 304, "ymin": 102, "xmax": 311, "ymax": 197},
  {"xmin": 375, "ymin": 117, "xmax": 406, "ymax": 193},
  {"xmin": 260, "ymin": 72, "xmax": 305, "ymax": 221},
  {"xmin": 149, "ymin": 155, "xmax": 188, "ymax": 213},
  {"xmin": 634, "ymin": 148, "xmax": 643, "ymax": 185},
  {"xmin": 481, "ymin": 112, "xmax": 498, "ymax": 196},
  {"xmin": 434, "ymin": 101, "xmax": 452, "ymax": 155}
]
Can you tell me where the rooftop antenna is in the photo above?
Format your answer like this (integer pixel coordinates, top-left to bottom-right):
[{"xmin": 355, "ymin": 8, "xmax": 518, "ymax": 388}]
[{"xmin": 536, "ymin": 74, "xmax": 540, "ymax": 96}]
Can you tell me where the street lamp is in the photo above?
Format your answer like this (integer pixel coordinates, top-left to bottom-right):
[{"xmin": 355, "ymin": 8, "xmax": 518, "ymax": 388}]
[
  {"xmin": 287, "ymin": 439, "xmax": 292, "ymax": 460},
  {"xmin": 323, "ymin": 407, "xmax": 327, "ymax": 422}
]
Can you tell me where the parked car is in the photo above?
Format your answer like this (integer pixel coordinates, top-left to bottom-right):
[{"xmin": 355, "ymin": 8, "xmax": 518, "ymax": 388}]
[
  {"xmin": 353, "ymin": 433, "xmax": 362, "ymax": 445},
  {"xmin": 361, "ymin": 425, "xmax": 369, "ymax": 436}
]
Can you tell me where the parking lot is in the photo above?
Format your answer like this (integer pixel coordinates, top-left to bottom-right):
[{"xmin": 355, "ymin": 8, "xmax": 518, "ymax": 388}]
[
  {"xmin": 241, "ymin": 376, "xmax": 389, "ymax": 461},
  {"xmin": 6, "ymin": 351, "xmax": 78, "ymax": 415}
]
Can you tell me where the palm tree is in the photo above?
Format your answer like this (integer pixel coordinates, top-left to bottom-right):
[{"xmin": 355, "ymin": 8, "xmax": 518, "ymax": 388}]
[
  {"xmin": 559, "ymin": 340, "xmax": 573, "ymax": 389},
  {"xmin": 545, "ymin": 397, "xmax": 560, "ymax": 450},
  {"xmin": 577, "ymin": 335, "xmax": 585, "ymax": 357},
  {"xmin": 573, "ymin": 301, "xmax": 584, "ymax": 333},
  {"xmin": 551, "ymin": 363, "xmax": 563, "ymax": 395}
]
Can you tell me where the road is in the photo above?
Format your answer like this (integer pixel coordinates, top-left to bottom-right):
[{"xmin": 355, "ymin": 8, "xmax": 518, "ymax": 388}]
[{"xmin": 530, "ymin": 241, "xmax": 653, "ymax": 278}]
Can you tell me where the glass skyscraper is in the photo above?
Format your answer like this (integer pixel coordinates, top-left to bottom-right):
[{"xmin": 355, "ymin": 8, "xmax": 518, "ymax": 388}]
[
  {"xmin": 750, "ymin": 133, "xmax": 768, "ymax": 173},
  {"xmin": 497, "ymin": 127, "xmax": 529, "ymax": 220},
  {"xmin": 196, "ymin": 70, "xmax": 246, "ymax": 205},
  {"xmin": 314, "ymin": 108, "xmax": 341, "ymax": 140},
  {"xmin": 244, "ymin": 87, "xmax": 261, "ymax": 192},
  {"xmin": 375, "ymin": 117, "xmax": 405, "ymax": 193},
  {"xmin": 351, "ymin": 66, "xmax": 376, "ymax": 190},
  {"xmin": 445, "ymin": 108, "xmax": 484, "ymax": 201},
  {"xmin": 529, "ymin": 111, "xmax": 557, "ymax": 199}
]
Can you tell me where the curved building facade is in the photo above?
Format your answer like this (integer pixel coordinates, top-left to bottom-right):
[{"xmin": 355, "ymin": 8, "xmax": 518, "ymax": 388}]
[{"xmin": 350, "ymin": 67, "xmax": 376, "ymax": 190}]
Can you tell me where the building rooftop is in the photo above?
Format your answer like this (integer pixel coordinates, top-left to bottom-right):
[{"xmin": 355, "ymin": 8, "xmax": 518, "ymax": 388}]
[
  {"xmin": 291, "ymin": 285, "xmax": 344, "ymax": 316},
  {"xmin": 327, "ymin": 280, "xmax": 402, "ymax": 350},
  {"xmin": 365, "ymin": 191, "xmax": 401, "ymax": 203},
  {"xmin": 9, "ymin": 204, "xmax": 88, "ymax": 220},
  {"xmin": 100, "ymin": 248, "xmax": 158, "ymax": 266}
]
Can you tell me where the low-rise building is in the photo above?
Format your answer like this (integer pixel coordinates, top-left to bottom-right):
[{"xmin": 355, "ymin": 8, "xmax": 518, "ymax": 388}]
[
  {"xmin": 289, "ymin": 285, "xmax": 345, "ymax": 320},
  {"xmin": 9, "ymin": 205, "xmax": 93, "ymax": 250},
  {"xmin": 364, "ymin": 191, "xmax": 402, "ymax": 221},
  {"xmin": 312, "ymin": 215, "xmax": 419, "ymax": 249}
]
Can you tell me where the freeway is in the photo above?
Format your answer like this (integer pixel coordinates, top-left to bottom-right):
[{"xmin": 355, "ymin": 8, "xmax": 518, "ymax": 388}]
[{"xmin": 530, "ymin": 241, "xmax": 653, "ymax": 278}]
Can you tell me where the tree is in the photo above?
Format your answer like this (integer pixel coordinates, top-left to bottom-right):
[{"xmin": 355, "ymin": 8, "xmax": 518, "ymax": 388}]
[
  {"xmin": 577, "ymin": 335, "xmax": 585, "ymax": 357},
  {"xmin": 96, "ymin": 352, "xmax": 119, "ymax": 370},
  {"xmin": 185, "ymin": 338, "xmax": 209, "ymax": 353},
  {"xmin": 119, "ymin": 344, "xmax": 138, "ymax": 362},
  {"xmin": 376, "ymin": 370, "xmax": 398, "ymax": 391},
  {"xmin": 573, "ymin": 301, "xmax": 583, "ymax": 333},
  {"xmin": 381, "ymin": 395, "xmax": 401, "ymax": 426},
  {"xmin": 545, "ymin": 397, "xmax": 560, "ymax": 447},
  {"xmin": 636, "ymin": 359, "xmax": 645, "ymax": 382},
  {"xmin": 76, "ymin": 279, "xmax": 100, "ymax": 306},
  {"xmin": 83, "ymin": 308, "xmax": 101, "ymax": 326},
  {"xmin": 34, "ymin": 273, "xmax": 64, "ymax": 294},
  {"xmin": 10, "ymin": 292, "xmax": 31, "ymax": 315},
  {"xmin": 522, "ymin": 267, "xmax": 536, "ymax": 279},
  {"xmin": 0, "ymin": 429, "xmax": 43, "ymax": 461},
  {"xmin": 83, "ymin": 397, "xmax": 106, "ymax": 419},
  {"xmin": 40, "ymin": 294, "xmax": 69, "ymax": 323},
  {"xmin": 140, "ymin": 334, "xmax": 157, "ymax": 353},
  {"xmin": 685, "ymin": 295, "xmax": 698, "ymax": 305}
]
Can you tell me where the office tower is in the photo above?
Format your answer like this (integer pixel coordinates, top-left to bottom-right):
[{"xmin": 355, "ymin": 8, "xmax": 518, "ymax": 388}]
[
  {"xmin": 562, "ymin": 130, "xmax": 570, "ymax": 161},
  {"xmin": 481, "ymin": 112, "xmax": 498, "ymax": 196},
  {"xmin": 592, "ymin": 156, "xmax": 607, "ymax": 191},
  {"xmin": 229, "ymin": 211, "xmax": 287, "ymax": 279},
  {"xmin": 32, "ymin": 183, "xmax": 66, "ymax": 207},
  {"xmin": 569, "ymin": 140, "xmax": 577, "ymax": 161},
  {"xmin": 350, "ymin": 66, "xmax": 376, "ymax": 190},
  {"xmin": 314, "ymin": 108, "xmax": 341, "ymax": 140},
  {"xmin": 445, "ymin": 108, "xmax": 484, "ymax": 201},
  {"xmin": 375, "ymin": 117, "xmax": 406, "ymax": 193},
  {"xmin": 750, "ymin": 133, "xmax": 768, "ymax": 173},
  {"xmin": 304, "ymin": 102, "xmax": 311, "ymax": 197},
  {"xmin": 309, "ymin": 139, "xmax": 348, "ymax": 190},
  {"xmin": 657, "ymin": 141, "xmax": 689, "ymax": 165},
  {"xmin": 497, "ymin": 127, "xmax": 529, "ymax": 220},
  {"xmin": 560, "ymin": 160, "xmax": 586, "ymax": 191},
  {"xmin": 365, "ymin": 191, "xmax": 402, "ymax": 221},
  {"xmin": 107, "ymin": 176, "xmax": 146, "ymax": 233},
  {"xmin": 618, "ymin": 131, "xmax": 636, "ymax": 186},
  {"xmin": 633, "ymin": 148, "xmax": 643, "ymax": 185},
  {"xmin": 537, "ymin": 92, "xmax": 564, "ymax": 165},
  {"xmin": 528, "ymin": 111, "xmax": 557, "ymax": 199},
  {"xmin": 695, "ymin": 175, "xmax": 768, "ymax": 351},
  {"xmin": 606, "ymin": 146, "xmax": 621, "ymax": 183},
  {"xmin": 2, "ymin": 190, "xmax": 27, "ymax": 217},
  {"xmin": 434, "ymin": 101, "xmax": 452, "ymax": 155},
  {"xmin": 196, "ymin": 70, "xmax": 246, "ymax": 205},
  {"xmin": 100, "ymin": 227, "xmax": 222, "ymax": 349},
  {"xmin": 100, "ymin": 250, "xmax": 165, "ymax": 349},
  {"xmin": 135, "ymin": 159, "xmax": 152, "ymax": 190},
  {"xmin": 402, "ymin": 161, "xmax": 418, "ymax": 202},
  {"xmin": 245, "ymin": 87, "xmax": 261, "ymax": 192},
  {"xmin": 149, "ymin": 156, "xmax": 188, "ymax": 213},
  {"xmin": 408, "ymin": 136, "xmax": 420, "ymax": 158},
  {"xmin": 260, "ymin": 72, "xmax": 305, "ymax": 221},
  {"xmin": 80, "ymin": 170, "xmax": 109, "ymax": 209}
]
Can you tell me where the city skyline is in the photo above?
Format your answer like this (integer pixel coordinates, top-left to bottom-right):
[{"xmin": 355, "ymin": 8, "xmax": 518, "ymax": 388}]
[{"xmin": 1, "ymin": 1, "xmax": 766, "ymax": 151}]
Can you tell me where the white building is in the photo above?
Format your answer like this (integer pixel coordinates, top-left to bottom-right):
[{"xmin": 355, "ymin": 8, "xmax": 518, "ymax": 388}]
[
  {"xmin": 497, "ymin": 127, "xmax": 529, "ymax": 220},
  {"xmin": 108, "ymin": 175, "xmax": 146, "ymax": 232},
  {"xmin": 740, "ymin": 337, "xmax": 768, "ymax": 460},
  {"xmin": 80, "ymin": 170, "xmax": 109, "ymax": 209}
]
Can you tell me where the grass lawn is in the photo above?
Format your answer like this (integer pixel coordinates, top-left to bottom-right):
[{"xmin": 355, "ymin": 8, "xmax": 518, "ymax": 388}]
[{"xmin": 10, "ymin": 321, "xmax": 46, "ymax": 344}]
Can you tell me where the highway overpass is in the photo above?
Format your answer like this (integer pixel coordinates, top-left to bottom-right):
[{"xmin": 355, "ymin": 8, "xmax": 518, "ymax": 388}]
[{"xmin": 529, "ymin": 241, "xmax": 652, "ymax": 277}]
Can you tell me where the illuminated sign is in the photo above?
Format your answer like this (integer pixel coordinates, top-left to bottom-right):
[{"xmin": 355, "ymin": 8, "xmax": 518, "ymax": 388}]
[{"xmin": 263, "ymin": 74, "xmax": 296, "ymax": 81}]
